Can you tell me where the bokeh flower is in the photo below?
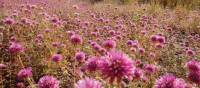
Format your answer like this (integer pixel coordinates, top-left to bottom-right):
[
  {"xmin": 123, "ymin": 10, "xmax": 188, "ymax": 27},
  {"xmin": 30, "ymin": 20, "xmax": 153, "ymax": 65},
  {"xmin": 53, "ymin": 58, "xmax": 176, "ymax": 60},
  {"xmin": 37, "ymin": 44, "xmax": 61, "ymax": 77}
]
[
  {"xmin": 153, "ymin": 73, "xmax": 188, "ymax": 88},
  {"xmin": 75, "ymin": 77, "xmax": 103, "ymax": 88}
]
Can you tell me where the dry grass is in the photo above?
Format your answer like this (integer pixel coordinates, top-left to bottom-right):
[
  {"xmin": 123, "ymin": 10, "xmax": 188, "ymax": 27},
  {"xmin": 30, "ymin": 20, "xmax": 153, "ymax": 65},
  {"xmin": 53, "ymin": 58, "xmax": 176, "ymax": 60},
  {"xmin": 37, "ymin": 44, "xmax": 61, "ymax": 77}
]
[{"xmin": 0, "ymin": 0, "xmax": 200, "ymax": 88}]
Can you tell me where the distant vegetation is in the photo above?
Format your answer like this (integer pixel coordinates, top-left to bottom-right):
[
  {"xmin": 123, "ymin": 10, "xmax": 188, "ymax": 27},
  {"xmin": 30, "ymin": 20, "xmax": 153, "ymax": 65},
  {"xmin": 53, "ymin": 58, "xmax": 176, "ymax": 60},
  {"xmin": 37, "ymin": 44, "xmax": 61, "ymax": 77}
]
[{"xmin": 88, "ymin": 0, "xmax": 200, "ymax": 9}]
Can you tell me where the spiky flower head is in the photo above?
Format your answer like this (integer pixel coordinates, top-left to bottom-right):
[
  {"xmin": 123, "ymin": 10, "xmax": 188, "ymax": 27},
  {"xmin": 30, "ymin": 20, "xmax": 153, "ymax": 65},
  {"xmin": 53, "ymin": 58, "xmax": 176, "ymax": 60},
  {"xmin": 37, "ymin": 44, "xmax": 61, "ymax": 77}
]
[
  {"xmin": 70, "ymin": 34, "xmax": 83, "ymax": 45},
  {"xmin": 38, "ymin": 75, "xmax": 59, "ymax": 88},
  {"xmin": 8, "ymin": 42, "xmax": 24, "ymax": 54},
  {"xmin": 99, "ymin": 50, "xmax": 135, "ymax": 83},
  {"xmin": 153, "ymin": 73, "xmax": 188, "ymax": 88},
  {"xmin": 17, "ymin": 67, "xmax": 32, "ymax": 80},
  {"xmin": 75, "ymin": 77, "xmax": 103, "ymax": 88}
]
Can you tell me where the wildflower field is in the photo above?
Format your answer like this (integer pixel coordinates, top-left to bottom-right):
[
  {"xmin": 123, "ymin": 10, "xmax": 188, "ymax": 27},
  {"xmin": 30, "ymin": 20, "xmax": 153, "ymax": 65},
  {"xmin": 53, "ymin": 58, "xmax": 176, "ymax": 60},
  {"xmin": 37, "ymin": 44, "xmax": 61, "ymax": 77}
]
[{"xmin": 0, "ymin": 0, "xmax": 200, "ymax": 88}]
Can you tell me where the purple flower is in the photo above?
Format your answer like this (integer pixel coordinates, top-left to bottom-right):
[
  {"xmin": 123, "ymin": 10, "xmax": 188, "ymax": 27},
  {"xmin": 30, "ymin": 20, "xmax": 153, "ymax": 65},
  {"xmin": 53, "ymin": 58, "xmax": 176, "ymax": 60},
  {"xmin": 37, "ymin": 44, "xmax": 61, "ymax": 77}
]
[
  {"xmin": 67, "ymin": 31, "xmax": 75, "ymax": 36},
  {"xmin": 138, "ymin": 48, "xmax": 145, "ymax": 54},
  {"xmin": 144, "ymin": 64, "xmax": 157, "ymax": 74},
  {"xmin": 75, "ymin": 77, "xmax": 103, "ymax": 88},
  {"xmin": 188, "ymin": 71, "xmax": 200, "ymax": 84},
  {"xmin": 52, "ymin": 42, "xmax": 61, "ymax": 47},
  {"xmin": 157, "ymin": 36, "xmax": 165, "ymax": 44},
  {"xmin": 3, "ymin": 17, "xmax": 15, "ymax": 25},
  {"xmin": 99, "ymin": 50, "xmax": 135, "ymax": 83},
  {"xmin": 0, "ymin": 64, "xmax": 6, "ymax": 69},
  {"xmin": 150, "ymin": 35, "xmax": 165, "ymax": 44},
  {"xmin": 150, "ymin": 35, "xmax": 158, "ymax": 43},
  {"xmin": 186, "ymin": 49, "xmax": 196, "ymax": 56},
  {"xmin": 70, "ymin": 35, "xmax": 83, "ymax": 45},
  {"xmin": 85, "ymin": 57, "xmax": 100, "ymax": 72},
  {"xmin": 51, "ymin": 54, "xmax": 63, "ymax": 62},
  {"xmin": 75, "ymin": 51, "xmax": 86, "ymax": 62},
  {"xmin": 102, "ymin": 39, "xmax": 116, "ymax": 50},
  {"xmin": 38, "ymin": 75, "xmax": 59, "ymax": 88},
  {"xmin": 154, "ymin": 74, "xmax": 176, "ymax": 88},
  {"xmin": 8, "ymin": 42, "xmax": 24, "ymax": 54},
  {"xmin": 133, "ymin": 68, "xmax": 144, "ymax": 79},
  {"xmin": 127, "ymin": 40, "xmax": 134, "ymax": 46},
  {"xmin": 92, "ymin": 44, "xmax": 102, "ymax": 51},
  {"xmin": 153, "ymin": 74, "xmax": 188, "ymax": 88},
  {"xmin": 17, "ymin": 67, "xmax": 32, "ymax": 80},
  {"xmin": 16, "ymin": 82, "xmax": 25, "ymax": 88},
  {"xmin": 173, "ymin": 78, "xmax": 188, "ymax": 88},
  {"xmin": 186, "ymin": 60, "xmax": 200, "ymax": 72},
  {"xmin": 186, "ymin": 60, "xmax": 200, "ymax": 85}
]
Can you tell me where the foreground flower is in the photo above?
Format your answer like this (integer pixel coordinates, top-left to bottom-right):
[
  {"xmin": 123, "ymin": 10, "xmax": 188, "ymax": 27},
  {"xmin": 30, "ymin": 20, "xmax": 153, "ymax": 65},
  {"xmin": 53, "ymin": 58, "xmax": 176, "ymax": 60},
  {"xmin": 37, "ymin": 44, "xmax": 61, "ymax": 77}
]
[
  {"xmin": 186, "ymin": 60, "xmax": 200, "ymax": 84},
  {"xmin": 8, "ymin": 42, "xmax": 24, "ymax": 54},
  {"xmin": 38, "ymin": 75, "xmax": 59, "ymax": 88},
  {"xmin": 75, "ymin": 77, "xmax": 103, "ymax": 88},
  {"xmin": 153, "ymin": 73, "xmax": 188, "ymax": 88},
  {"xmin": 17, "ymin": 67, "xmax": 32, "ymax": 80},
  {"xmin": 173, "ymin": 78, "xmax": 188, "ymax": 88},
  {"xmin": 187, "ymin": 71, "xmax": 200, "ymax": 84},
  {"xmin": 99, "ymin": 50, "xmax": 135, "ymax": 83}
]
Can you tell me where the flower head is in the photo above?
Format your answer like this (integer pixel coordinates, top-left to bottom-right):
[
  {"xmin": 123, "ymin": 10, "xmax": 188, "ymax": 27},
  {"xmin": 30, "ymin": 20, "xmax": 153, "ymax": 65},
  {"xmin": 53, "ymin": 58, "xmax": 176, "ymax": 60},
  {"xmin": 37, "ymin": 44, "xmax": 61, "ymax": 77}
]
[
  {"xmin": 102, "ymin": 39, "xmax": 116, "ymax": 50},
  {"xmin": 154, "ymin": 74, "xmax": 176, "ymax": 88},
  {"xmin": 17, "ymin": 67, "xmax": 32, "ymax": 80},
  {"xmin": 188, "ymin": 71, "xmax": 200, "ymax": 84},
  {"xmin": 75, "ymin": 51, "xmax": 86, "ymax": 62},
  {"xmin": 51, "ymin": 54, "xmax": 63, "ymax": 62},
  {"xmin": 70, "ymin": 34, "xmax": 83, "ymax": 45},
  {"xmin": 38, "ymin": 75, "xmax": 59, "ymax": 88},
  {"xmin": 99, "ymin": 50, "xmax": 135, "ymax": 83},
  {"xmin": 75, "ymin": 78, "xmax": 103, "ymax": 88},
  {"xmin": 173, "ymin": 78, "xmax": 188, "ymax": 88},
  {"xmin": 133, "ymin": 68, "xmax": 144, "ymax": 79},
  {"xmin": 144, "ymin": 64, "xmax": 157, "ymax": 74},
  {"xmin": 186, "ymin": 49, "xmax": 196, "ymax": 56},
  {"xmin": 3, "ymin": 17, "xmax": 15, "ymax": 25},
  {"xmin": 16, "ymin": 82, "xmax": 25, "ymax": 88},
  {"xmin": 85, "ymin": 57, "xmax": 100, "ymax": 72},
  {"xmin": 8, "ymin": 42, "xmax": 24, "ymax": 54},
  {"xmin": 153, "ymin": 73, "xmax": 188, "ymax": 88},
  {"xmin": 127, "ymin": 40, "xmax": 134, "ymax": 46},
  {"xmin": 0, "ymin": 64, "xmax": 6, "ymax": 69},
  {"xmin": 186, "ymin": 60, "xmax": 200, "ymax": 72}
]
